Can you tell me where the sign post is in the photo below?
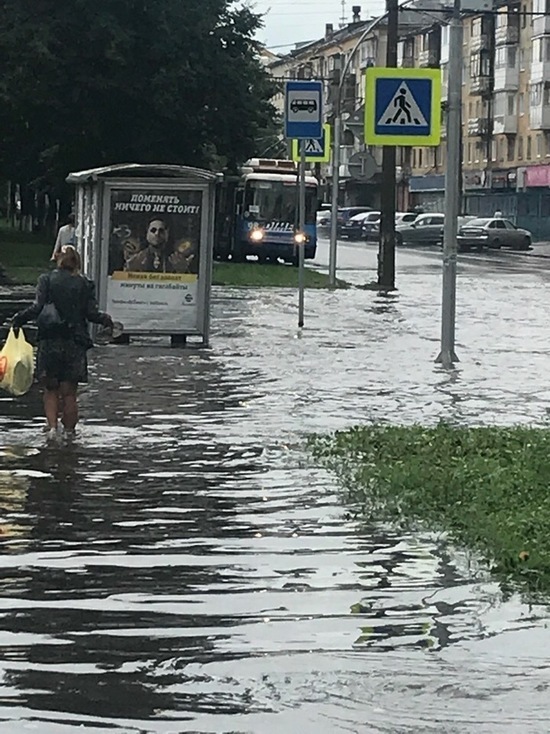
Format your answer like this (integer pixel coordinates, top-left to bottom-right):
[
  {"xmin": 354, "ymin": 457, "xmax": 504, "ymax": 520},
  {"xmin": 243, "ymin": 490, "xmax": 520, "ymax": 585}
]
[
  {"xmin": 284, "ymin": 80, "xmax": 323, "ymax": 328},
  {"xmin": 298, "ymin": 142, "xmax": 306, "ymax": 327}
]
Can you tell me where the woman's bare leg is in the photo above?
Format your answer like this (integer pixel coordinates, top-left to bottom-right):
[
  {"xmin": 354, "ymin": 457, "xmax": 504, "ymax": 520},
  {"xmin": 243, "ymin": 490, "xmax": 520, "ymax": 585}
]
[
  {"xmin": 59, "ymin": 382, "xmax": 78, "ymax": 431},
  {"xmin": 43, "ymin": 389, "xmax": 59, "ymax": 430}
]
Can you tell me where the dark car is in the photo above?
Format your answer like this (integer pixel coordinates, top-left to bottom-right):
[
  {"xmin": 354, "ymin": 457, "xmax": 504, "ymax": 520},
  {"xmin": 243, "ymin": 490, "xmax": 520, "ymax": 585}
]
[
  {"xmin": 457, "ymin": 217, "xmax": 532, "ymax": 252},
  {"xmin": 340, "ymin": 211, "xmax": 380, "ymax": 240},
  {"xmin": 336, "ymin": 207, "xmax": 373, "ymax": 236}
]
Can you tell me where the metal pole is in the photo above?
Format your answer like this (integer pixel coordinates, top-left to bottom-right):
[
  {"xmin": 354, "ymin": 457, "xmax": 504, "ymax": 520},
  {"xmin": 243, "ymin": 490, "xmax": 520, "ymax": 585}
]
[
  {"xmin": 378, "ymin": 0, "xmax": 398, "ymax": 289},
  {"xmin": 436, "ymin": 0, "xmax": 462, "ymax": 366},
  {"xmin": 328, "ymin": 115, "xmax": 341, "ymax": 287},
  {"xmin": 298, "ymin": 141, "xmax": 306, "ymax": 327},
  {"xmin": 328, "ymin": 14, "xmax": 389, "ymax": 288}
]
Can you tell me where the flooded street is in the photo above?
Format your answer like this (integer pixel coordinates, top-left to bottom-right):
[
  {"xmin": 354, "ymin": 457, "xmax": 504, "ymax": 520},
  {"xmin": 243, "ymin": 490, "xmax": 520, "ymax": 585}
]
[{"xmin": 1, "ymin": 248, "xmax": 550, "ymax": 732}]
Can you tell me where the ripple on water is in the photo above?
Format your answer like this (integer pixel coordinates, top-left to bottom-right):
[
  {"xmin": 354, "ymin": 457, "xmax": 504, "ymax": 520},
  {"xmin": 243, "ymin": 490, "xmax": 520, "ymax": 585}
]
[{"xmin": 0, "ymin": 276, "xmax": 548, "ymax": 732}]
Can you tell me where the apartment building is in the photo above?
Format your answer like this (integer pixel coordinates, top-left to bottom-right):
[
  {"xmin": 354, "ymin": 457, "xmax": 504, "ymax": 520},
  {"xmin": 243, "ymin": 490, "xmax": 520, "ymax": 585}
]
[
  {"xmin": 407, "ymin": 0, "xmax": 550, "ymax": 238},
  {"xmin": 268, "ymin": 5, "xmax": 441, "ymax": 208}
]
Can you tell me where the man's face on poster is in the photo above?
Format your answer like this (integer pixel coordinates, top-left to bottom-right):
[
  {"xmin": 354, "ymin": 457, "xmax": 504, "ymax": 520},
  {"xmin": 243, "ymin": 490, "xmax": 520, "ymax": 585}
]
[{"xmin": 146, "ymin": 220, "xmax": 169, "ymax": 248}]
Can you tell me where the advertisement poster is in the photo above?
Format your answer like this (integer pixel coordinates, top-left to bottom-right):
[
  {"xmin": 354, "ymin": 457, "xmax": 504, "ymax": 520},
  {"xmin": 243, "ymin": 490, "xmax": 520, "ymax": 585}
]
[{"xmin": 106, "ymin": 188, "xmax": 202, "ymax": 332}]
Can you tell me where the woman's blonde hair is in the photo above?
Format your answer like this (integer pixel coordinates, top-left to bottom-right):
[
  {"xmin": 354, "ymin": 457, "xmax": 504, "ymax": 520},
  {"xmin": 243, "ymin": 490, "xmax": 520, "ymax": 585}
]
[{"xmin": 56, "ymin": 245, "xmax": 81, "ymax": 274}]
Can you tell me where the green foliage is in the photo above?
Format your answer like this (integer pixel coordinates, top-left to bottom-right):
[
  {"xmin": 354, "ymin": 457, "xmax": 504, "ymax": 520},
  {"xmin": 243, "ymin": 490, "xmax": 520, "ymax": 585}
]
[
  {"xmin": 310, "ymin": 424, "xmax": 550, "ymax": 598},
  {"xmin": 0, "ymin": 221, "xmax": 50, "ymax": 282},
  {"xmin": 0, "ymin": 0, "xmax": 275, "ymax": 194}
]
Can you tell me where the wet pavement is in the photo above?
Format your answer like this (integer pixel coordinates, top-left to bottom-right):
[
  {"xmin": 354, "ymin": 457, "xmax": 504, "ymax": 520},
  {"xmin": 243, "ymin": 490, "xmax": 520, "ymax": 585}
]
[{"xmin": 1, "ymin": 249, "xmax": 550, "ymax": 732}]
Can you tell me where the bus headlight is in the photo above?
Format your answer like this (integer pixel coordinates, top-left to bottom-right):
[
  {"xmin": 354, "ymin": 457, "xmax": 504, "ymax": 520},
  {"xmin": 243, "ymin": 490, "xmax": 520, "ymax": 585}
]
[
  {"xmin": 249, "ymin": 228, "xmax": 264, "ymax": 243},
  {"xmin": 294, "ymin": 231, "xmax": 307, "ymax": 245}
]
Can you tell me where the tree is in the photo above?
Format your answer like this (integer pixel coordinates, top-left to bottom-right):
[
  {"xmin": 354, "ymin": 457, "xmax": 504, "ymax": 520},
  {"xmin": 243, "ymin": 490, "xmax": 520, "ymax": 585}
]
[{"xmin": 0, "ymin": 0, "xmax": 275, "ymax": 218}]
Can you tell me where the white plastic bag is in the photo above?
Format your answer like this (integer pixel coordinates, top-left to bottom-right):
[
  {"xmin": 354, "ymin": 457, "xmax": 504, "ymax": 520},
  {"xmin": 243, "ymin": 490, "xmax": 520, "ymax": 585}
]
[{"xmin": 0, "ymin": 328, "xmax": 34, "ymax": 396}]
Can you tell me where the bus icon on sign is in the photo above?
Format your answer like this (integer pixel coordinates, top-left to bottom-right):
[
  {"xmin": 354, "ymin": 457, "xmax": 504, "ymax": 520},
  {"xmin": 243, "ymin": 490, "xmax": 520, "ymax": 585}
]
[{"xmin": 290, "ymin": 99, "xmax": 318, "ymax": 114}]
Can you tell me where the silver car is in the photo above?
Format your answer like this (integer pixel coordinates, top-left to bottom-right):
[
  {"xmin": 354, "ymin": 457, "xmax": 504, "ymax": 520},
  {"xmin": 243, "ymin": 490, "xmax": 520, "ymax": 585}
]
[
  {"xmin": 457, "ymin": 218, "xmax": 532, "ymax": 252},
  {"xmin": 395, "ymin": 213, "xmax": 446, "ymax": 246}
]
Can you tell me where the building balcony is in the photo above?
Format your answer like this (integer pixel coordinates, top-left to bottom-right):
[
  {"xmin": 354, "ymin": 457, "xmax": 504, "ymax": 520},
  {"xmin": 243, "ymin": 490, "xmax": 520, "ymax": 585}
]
[
  {"xmin": 531, "ymin": 60, "xmax": 550, "ymax": 84},
  {"xmin": 470, "ymin": 76, "xmax": 491, "ymax": 95},
  {"xmin": 467, "ymin": 117, "xmax": 490, "ymax": 136},
  {"xmin": 494, "ymin": 65, "xmax": 519, "ymax": 91},
  {"xmin": 493, "ymin": 113, "xmax": 518, "ymax": 134},
  {"xmin": 495, "ymin": 25, "xmax": 519, "ymax": 45},
  {"xmin": 418, "ymin": 49, "xmax": 439, "ymax": 67},
  {"xmin": 530, "ymin": 104, "xmax": 550, "ymax": 130},
  {"xmin": 469, "ymin": 33, "xmax": 490, "ymax": 52},
  {"xmin": 532, "ymin": 15, "xmax": 550, "ymax": 37}
]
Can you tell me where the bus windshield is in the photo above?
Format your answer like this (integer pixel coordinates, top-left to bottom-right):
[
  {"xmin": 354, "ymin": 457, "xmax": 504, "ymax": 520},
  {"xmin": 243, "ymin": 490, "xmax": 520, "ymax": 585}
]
[{"xmin": 243, "ymin": 180, "xmax": 317, "ymax": 224}]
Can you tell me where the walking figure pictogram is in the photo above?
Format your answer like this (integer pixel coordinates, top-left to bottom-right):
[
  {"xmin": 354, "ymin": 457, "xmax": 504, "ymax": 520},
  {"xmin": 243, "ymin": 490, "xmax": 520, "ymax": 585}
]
[{"xmin": 386, "ymin": 87, "xmax": 421, "ymax": 125}]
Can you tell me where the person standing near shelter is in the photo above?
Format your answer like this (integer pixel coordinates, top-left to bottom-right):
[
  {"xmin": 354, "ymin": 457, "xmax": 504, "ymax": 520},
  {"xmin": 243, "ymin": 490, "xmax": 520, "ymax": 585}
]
[
  {"xmin": 11, "ymin": 245, "xmax": 113, "ymax": 441},
  {"xmin": 50, "ymin": 213, "xmax": 76, "ymax": 261}
]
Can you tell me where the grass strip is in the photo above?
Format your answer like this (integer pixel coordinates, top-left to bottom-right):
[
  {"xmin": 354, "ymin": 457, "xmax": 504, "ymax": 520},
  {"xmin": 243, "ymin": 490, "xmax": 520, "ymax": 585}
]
[
  {"xmin": 212, "ymin": 262, "xmax": 347, "ymax": 288},
  {"xmin": 310, "ymin": 424, "xmax": 550, "ymax": 598}
]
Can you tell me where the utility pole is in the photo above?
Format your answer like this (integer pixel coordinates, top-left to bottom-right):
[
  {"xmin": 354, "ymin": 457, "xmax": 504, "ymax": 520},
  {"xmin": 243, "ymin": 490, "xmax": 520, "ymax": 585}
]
[
  {"xmin": 377, "ymin": 0, "xmax": 399, "ymax": 289},
  {"xmin": 329, "ymin": 14, "xmax": 388, "ymax": 288},
  {"xmin": 436, "ymin": 0, "xmax": 462, "ymax": 366}
]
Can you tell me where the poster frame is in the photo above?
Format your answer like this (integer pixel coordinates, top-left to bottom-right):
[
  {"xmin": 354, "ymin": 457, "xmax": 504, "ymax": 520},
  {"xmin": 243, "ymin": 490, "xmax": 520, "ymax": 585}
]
[{"xmin": 98, "ymin": 177, "xmax": 215, "ymax": 342}]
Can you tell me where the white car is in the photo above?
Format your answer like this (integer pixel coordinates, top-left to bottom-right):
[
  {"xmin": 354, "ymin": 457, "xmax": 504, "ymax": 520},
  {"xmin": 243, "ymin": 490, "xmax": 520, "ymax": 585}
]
[{"xmin": 362, "ymin": 211, "xmax": 417, "ymax": 241}]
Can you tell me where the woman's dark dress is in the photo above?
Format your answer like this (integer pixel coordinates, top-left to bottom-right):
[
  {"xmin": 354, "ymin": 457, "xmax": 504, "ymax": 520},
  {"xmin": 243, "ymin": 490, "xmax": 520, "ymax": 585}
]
[{"xmin": 13, "ymin": 269, "xmax": 110, "ymax": 385}]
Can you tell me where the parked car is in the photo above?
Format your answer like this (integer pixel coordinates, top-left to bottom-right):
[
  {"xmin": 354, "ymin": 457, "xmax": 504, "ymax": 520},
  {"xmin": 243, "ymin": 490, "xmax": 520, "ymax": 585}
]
[
  {"xmin": 341, "ymin": 211, "xmax": 380, "ymax": 240},
  {"xmin": 362, "ymin": 211, "xmax": 417, "ymax": 242},
  {"xmin": 336, "ymin": 206, "xmax": 373, "ymax": 236},
  {"xmin": 457, "ymin": 217, "xmax": 532, "ymax": 252},
  {"xmin": 395, "ymin": 213, "xmax": 446, "ymax": 246}
]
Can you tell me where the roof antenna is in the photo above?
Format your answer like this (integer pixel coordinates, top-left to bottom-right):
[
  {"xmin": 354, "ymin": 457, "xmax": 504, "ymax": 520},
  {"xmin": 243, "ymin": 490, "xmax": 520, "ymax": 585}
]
[{"xmin": 340, "ymin": 0, "xmax": 347, "ymax": 27}]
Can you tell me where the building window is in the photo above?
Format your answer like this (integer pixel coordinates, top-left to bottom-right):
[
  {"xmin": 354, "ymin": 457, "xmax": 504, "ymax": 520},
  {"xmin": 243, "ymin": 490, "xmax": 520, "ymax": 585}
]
[
  {"xmin": 468, "ymin": 142, "xmax": 473, "ymax": 162},
  {"xmin": 522, "ymin": 4, "xmax": 527, "ymax": 27},
  {"xmin": 419, "ymin": 148, "xmax": 423, "ymax": 167},
  {"xmin": 518, "ymin": 136, "xmax": 524, "ymax": 159},
  {"xmin": 507, "ymin": 137, "xmax": 515, "ymax": 160},
  {"xmin": 507, "ymin": 93, "xmax": 516, "ymax": 115},
  {"xmin": 537, "ymin": 134, "xmax": 543, "ymax": 157},
  {"xmin": 519, "ymin": 93, "xmax": 525, "ymax": 114},
  {"xmin": 527, "ymin": 136, "xmax": 532, "ymax": 159},
  {"xmin": 520, "ymin": 48, "xmax": 526, "ymax": 70},
  {"xmin": 544, "ymin": 86, "xmax": 550, "ymax": 106}
]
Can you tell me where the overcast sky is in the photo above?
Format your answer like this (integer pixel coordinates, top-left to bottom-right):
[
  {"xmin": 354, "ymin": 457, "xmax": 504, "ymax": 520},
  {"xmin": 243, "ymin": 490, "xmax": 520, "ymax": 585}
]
[{"xmin": 252, "ymin": 0, "xmax": 386, "ymax": 51}]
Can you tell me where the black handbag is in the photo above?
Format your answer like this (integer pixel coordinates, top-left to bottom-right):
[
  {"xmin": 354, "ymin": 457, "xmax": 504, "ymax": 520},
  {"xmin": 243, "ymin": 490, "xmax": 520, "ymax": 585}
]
[{"xmin": 36, "ymin": 276, "xmax": 65, "ymax": 333}]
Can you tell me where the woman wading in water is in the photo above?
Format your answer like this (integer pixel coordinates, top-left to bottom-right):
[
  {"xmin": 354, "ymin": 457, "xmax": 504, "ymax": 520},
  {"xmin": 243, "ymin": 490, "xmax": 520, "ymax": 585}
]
[{"xmin": 12, "ymin": 246, "xmax": 113, "ymax": 441}]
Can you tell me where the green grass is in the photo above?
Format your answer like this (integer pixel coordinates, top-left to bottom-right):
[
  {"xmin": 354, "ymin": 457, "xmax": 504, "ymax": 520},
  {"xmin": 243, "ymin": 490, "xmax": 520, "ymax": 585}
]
[
  {"xmin": 0, "ymin": 222, "xmax": 51, "ymax": 284},
  {"xmin": 310, "ymin": 424, "xmax": 550, "ymax": 599},
  {"xmin": 212, "ymin": 262, "xmax": 347, "ymax": 288}
]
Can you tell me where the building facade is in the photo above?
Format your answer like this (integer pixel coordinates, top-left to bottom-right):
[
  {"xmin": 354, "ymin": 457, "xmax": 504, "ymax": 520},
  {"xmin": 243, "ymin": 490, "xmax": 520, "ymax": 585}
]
[{"xmin": 267, "ymin": 1, "xmax": 550, "ymax": 237}]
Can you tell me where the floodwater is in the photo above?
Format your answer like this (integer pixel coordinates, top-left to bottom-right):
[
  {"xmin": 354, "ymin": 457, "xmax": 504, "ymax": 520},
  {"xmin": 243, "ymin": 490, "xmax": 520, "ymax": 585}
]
[{"xmin": 1, "ymin": 252, "xmax": 550, "ymax": 733}]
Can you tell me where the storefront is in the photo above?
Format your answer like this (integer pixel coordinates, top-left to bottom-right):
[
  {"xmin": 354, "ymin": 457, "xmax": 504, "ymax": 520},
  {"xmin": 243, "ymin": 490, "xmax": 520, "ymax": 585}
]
[{"xmin": 408, "ymin": 174, "xmax": 445, "ymax": 212}]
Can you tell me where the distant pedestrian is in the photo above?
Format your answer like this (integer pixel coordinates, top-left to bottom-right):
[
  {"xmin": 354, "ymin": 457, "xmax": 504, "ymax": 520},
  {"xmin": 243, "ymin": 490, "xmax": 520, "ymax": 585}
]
[
  {"xmin": 11, "ymin": 245, "xmax": 113, "ymax": 442},
  {"xmin": 51, "ymin": 213, "xmax": 76, "ymax": 261},
  {"xmin": 494, "ymin": 210, "xmax": 503, "ymax": 218}
]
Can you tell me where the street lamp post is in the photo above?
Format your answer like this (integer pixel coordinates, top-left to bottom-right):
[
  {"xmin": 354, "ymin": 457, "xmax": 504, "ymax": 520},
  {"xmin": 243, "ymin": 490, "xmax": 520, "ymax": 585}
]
[{"xmin": 328, "ymin": 14, "xmax": 388, "ymax": 287}]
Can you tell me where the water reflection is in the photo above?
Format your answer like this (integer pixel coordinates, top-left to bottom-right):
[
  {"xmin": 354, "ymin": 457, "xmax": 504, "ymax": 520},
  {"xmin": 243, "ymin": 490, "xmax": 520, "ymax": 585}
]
[{"xmin": 0, "ymin": 279, "xmax": 548, "ymax": 732}]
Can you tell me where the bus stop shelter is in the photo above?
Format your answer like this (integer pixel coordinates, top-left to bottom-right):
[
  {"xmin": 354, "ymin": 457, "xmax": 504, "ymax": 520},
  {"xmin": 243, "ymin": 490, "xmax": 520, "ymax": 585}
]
[{"xmin": 66, "ymin": 163, "xmax": 220, "ymax": 346}]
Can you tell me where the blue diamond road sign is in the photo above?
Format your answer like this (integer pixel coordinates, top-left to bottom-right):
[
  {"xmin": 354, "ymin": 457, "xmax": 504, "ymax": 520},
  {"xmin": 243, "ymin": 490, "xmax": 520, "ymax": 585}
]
[{"xmin": 284, "ymin": 80, "xmax": 323, "ymax": 140}]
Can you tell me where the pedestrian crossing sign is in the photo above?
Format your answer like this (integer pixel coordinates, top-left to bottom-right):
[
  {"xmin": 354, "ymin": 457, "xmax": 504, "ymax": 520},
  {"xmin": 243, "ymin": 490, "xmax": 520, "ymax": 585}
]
[
  {"xmin": 364, "ymin": 67, "xmax": 441, "ymax": 146},
  {"xmin": 291, "ymin": 124, "xmax": 331, "ymax": 163}
]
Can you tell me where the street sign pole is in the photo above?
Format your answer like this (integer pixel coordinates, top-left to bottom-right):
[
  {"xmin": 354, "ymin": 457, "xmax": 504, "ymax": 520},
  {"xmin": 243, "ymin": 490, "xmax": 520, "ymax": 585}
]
[
  {"xmin": 328, "ymin": 115, "xmax": 341, "ymax": 288},
  {"xmin": 298, "ymin": 141, "xmax": 306, "ymax": 327},
  {"xmin": 284, "ymin": 80, "xmax": 322, "ymax": 328},
  {"xmin": 436, "ymin": 0, "xmax": 462, "ymax": 367}
]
